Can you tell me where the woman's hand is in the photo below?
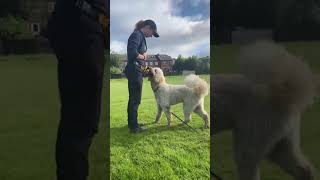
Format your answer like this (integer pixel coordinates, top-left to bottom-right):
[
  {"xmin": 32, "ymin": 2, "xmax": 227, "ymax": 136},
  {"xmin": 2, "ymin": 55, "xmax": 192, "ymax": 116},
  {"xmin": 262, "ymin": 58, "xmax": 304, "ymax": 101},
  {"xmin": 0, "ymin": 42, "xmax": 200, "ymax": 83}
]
[
  {"xmin": 143, "ymin": 53, "xmax": 147, "ymax": 60},
  {"xmin": 137, "ymin": 53, "xmax": 147, "ymax": 60}
]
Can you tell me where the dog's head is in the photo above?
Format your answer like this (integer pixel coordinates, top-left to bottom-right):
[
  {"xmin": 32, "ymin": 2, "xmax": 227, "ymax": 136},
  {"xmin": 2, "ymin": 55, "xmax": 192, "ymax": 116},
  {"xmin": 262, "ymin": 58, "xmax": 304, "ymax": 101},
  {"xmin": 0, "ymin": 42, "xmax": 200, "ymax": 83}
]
[{"xmin": 148, "ymin": 67, "xmax": 165, "ymax": 84}]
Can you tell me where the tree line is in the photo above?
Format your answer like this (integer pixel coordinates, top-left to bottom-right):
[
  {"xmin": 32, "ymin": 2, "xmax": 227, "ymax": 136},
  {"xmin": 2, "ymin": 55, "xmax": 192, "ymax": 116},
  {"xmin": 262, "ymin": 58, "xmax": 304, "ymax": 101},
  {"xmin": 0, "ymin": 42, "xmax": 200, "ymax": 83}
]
[
  {"xmin": 173, "ymin": 55, "xmax": 210, "ymax": 74},
  {"xmin": 110, "ymin": 52, "xmax": 210, "ymax": 75}
]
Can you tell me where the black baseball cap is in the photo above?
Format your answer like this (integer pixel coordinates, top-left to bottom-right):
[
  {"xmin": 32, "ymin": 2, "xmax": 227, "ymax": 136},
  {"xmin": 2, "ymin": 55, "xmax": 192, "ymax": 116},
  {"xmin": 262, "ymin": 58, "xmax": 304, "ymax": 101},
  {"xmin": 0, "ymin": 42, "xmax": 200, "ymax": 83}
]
[{"xmin": 144, "ymin": 19, "xmax": 159, "ymax": 38}]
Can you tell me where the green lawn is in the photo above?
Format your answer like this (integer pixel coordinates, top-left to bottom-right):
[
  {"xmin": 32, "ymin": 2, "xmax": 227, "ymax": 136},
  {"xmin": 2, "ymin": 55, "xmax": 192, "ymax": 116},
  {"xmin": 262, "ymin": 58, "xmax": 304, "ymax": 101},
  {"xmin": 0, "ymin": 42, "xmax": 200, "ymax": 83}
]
[
  {"xmin": 0, "ymin": 54, "xmax": 108, "ymax": 180},
  {"xmin": 110, "ymin": 75, "xmax": 210, "ymax": 179},
  {"xmin": 212, "ymin": 41, "xmax": 320, "ymax": 179}
]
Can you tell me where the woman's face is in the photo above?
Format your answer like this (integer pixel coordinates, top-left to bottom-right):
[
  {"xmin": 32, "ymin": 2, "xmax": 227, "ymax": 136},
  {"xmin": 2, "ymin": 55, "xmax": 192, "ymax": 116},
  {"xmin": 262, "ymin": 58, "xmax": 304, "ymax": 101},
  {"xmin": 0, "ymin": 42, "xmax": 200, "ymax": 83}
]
[{"xmin": 143, "ymin": 26, "xmax": 154, "ymax": 38}]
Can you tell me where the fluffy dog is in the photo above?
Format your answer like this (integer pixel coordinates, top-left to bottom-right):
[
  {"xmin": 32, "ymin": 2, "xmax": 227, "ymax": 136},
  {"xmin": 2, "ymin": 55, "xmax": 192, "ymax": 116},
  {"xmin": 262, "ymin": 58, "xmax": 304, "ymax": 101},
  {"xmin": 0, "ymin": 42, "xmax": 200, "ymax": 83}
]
[
  {"xmin": 212, "ymin": 41, "xmax": 316, "ymax": 180},
  {"xmin": 148, "ymin": 67, "xmax": 209, "ymax": 128}
]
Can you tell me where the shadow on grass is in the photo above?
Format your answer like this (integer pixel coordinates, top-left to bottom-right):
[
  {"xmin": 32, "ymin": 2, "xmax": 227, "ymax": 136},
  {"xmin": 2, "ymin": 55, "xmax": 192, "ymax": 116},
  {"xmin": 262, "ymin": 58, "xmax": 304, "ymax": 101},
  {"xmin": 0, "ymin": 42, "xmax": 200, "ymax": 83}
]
[{"xmin": 110, "ymin": 122, "xmax": 207, "ymax": 148}]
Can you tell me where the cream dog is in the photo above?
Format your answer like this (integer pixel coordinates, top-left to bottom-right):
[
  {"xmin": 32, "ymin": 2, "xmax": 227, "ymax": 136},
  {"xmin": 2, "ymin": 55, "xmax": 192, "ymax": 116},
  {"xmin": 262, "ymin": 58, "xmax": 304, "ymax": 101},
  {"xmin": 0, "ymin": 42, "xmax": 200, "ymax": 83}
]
[
  {"xmin": 212, "ymin": 41, "xmax": 316, "ymax": 180},
  {"xmin": 148, "ymin": 68, "xmax": 209, "ymax": 128}
]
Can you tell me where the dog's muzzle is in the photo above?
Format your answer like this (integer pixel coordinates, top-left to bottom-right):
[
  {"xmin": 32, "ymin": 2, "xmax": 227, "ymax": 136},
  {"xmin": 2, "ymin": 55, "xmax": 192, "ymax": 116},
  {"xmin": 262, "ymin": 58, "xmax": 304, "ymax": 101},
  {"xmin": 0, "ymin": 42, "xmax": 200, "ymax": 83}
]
[{"xmin": 142, "ymin": 66, "xmax": 153, "ymax": 77}]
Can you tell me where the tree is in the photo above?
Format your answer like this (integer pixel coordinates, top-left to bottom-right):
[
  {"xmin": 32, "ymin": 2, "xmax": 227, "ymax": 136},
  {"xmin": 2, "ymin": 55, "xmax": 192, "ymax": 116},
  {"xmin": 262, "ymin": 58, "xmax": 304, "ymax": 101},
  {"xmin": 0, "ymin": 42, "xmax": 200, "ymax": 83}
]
[
  {"xmin": 184, "ymin": 56, "xmax": 198, "ymax": 70},
  {"xmin": 110, "ymin": 52, "xmax": 123, "ymax": 68},
  {"xmin": 196, "ymin": 56, "xmax": 210, "ymax": 74},
  {"xmin": 172, "ymin": 55, "xmax": 185, "ymax": 73},
  {"xmin": 172, "ymin": 55, "xmax": 210, "ymax": 74}
]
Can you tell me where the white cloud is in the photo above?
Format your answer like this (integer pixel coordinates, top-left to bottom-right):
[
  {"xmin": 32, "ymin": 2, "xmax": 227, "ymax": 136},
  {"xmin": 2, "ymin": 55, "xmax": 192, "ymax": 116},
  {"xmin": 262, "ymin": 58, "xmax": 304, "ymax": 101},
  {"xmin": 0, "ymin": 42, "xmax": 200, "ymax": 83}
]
[
  {"xmin": 110, "ymin": 0, "xmax": 210, "ymax": 58},
  {"xmin": 190, "ymin": 0, "xmax": 202, "ymax": 7}
]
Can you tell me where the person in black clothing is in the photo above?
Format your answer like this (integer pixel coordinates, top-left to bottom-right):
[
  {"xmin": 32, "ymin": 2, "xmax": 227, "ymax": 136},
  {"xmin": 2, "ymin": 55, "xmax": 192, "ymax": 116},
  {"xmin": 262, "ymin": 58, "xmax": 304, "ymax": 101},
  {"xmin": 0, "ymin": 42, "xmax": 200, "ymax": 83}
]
[
  {"xmin": 125, "ymin": 19, "xmax": 159, "ymax": 133},
  {"xmin": 46, "ymin": 0, "xmax": 108, "ymax": 179}
]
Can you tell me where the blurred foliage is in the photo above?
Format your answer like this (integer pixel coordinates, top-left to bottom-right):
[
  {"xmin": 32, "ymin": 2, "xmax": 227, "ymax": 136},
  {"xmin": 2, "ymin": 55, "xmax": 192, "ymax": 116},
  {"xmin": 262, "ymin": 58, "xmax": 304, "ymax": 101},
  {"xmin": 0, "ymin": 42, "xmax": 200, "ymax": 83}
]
[
  {"xmin": 110, "ymin": 66, "xmax": 122, "ymax": 75},
  {"xmin": 0, "ymin": 15, "xmax": 32, "ymax": 40},
  {"xmin": 173, "ymin": 55, "xmax": 210, "ymax": 74}
]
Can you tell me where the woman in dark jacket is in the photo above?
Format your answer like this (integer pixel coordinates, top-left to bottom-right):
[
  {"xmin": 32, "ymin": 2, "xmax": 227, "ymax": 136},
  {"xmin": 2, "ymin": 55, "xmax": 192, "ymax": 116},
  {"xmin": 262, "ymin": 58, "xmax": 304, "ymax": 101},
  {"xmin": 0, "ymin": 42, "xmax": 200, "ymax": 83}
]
[
  {"xmin": 125, "ymin": 19, "xmax": 159, "ymax": 133},
  {"xmin": 46, "ymin": 0, "xmax": 107, "ymax": 179}
]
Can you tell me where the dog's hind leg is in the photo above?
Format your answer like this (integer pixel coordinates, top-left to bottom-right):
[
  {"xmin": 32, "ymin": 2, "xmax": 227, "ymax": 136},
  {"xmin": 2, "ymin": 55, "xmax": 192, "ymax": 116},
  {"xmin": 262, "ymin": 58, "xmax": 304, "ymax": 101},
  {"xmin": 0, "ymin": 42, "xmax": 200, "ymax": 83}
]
[
  {"xmin": 236, "ymin": 160, "xmax": 261, "ymax": 180},
  {"xmin": 234, "ymin": 133, "xmax": 262, "ymax": 180},
  {"xmin": 183, "ymin": 103, "xmax": 193, "ymax": 125},
  {"xmin": 268, "ymin": 138, "xmax": 315, "ymax": 180},
  {"xmin": 163, "ymin": 106, "xmax": 172, "ymax": 127},
  {"xmin": 155, "ymin": 104, "xmax": 163, "ymax": 123},
  {"xmin": 235, "ymin": 148, "xmax": 261, "ymax": 180},
  {"xmin": 193, "ymin": 103, "xmax": 209, "ymax": 128}
]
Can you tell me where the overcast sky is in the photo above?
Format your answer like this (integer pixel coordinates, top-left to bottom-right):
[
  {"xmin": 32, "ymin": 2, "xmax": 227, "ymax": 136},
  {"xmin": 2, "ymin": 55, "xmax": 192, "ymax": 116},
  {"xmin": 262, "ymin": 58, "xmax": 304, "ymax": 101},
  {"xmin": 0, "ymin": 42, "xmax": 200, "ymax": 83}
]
[{"xmin": 110, "ymin": 0, "xmax": 210, "ymax": 58}]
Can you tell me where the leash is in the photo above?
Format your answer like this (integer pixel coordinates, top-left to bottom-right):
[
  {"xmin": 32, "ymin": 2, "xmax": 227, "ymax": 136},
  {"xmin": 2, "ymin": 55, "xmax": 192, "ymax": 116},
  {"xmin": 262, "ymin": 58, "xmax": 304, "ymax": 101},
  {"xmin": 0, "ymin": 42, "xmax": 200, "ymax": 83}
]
[
  {"xmin": 211, "ymin": 170, "xmax": 223, "ymax": 180},
  {"xmin": 171, "ymin": 112, "xmax": 198, "ymax": 132},
  {"xmin": 170, "ymin": 112, "xmax": 223, "ymax": 180}
]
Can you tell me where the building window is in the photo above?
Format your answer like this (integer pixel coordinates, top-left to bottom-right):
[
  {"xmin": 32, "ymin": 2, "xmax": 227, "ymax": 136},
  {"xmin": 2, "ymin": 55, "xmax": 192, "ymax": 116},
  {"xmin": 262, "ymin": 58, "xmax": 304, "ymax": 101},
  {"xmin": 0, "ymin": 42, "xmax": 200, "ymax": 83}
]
[
  {"xmin": 150, "ymin": 62, "xmax": 153, "ymax": 66},
  {"xmin": 145, "ymin": 62, "xmax": 149, "ymax": 66},
  {"xmin": 31, "ymin": 23, "xmax": 40, "ymax": 35},
  {"xmin": 48, "ymin": 2, "xmax": 56, "ymax": 13},
  {"xmin": 154, "ymin": 62, "xmax": 158, "ymax": 66}
]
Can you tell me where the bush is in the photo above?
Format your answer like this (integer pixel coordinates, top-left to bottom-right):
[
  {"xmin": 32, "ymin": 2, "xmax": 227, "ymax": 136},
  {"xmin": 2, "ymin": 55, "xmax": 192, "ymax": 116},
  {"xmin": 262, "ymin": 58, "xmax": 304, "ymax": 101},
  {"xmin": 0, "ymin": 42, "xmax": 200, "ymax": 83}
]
[
  {"xmin": 0, "ymin": 15, "xmax": 32, "ymax": 40},
  {"xmin": 110, "ymin": 52, "xmax": 126, "ymax": 68},
  {"xmin": 110, "ymin": 66, "xmax": 122, "ymax": 74}
]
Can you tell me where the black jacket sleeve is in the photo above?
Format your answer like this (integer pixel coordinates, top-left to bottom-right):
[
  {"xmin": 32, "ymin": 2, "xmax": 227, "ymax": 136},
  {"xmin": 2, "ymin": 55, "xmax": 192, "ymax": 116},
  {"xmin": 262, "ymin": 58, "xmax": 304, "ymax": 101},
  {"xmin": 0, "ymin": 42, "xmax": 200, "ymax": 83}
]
[{"xmin": 127, "ymin": 31, "xmax": 141, "ymax": 61}]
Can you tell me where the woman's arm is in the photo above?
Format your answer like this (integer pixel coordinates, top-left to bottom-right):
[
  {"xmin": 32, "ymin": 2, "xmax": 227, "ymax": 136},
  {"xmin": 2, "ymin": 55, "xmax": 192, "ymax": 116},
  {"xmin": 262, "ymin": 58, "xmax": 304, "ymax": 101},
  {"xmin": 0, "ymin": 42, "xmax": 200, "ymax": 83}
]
[{"xmin": 127, "ymin": 31, "xmax": 145, "ymax": 60}]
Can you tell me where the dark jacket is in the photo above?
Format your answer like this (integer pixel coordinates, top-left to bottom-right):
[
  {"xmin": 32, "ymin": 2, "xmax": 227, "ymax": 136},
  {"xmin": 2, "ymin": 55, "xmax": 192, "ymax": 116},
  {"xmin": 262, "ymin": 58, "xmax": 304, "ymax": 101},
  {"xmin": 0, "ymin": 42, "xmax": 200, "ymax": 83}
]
[
  {"xmin": 49, "ymin": 0, "xmax": 105, "ymax": 37},
  {"xmin": 127, "ymin": 30, "xmax": 147, "ymax": 66}
]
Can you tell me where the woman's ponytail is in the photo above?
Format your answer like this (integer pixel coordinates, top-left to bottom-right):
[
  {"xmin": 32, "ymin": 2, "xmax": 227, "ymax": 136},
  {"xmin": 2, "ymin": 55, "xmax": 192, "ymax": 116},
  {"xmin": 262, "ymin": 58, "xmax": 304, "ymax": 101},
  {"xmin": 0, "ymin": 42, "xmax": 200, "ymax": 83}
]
[{"xmin": 135, "ymin": 20, "xmax": 145, "ymax": 30}]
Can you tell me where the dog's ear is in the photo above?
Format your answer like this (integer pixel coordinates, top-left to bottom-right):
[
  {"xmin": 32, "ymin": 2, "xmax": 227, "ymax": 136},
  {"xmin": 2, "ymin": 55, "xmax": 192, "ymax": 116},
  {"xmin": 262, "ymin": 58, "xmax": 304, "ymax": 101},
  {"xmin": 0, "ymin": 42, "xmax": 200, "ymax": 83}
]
[
  {"xmin": 154, "ymin": 69, "xmax": 165, "ymax": 83},
  {"xmin": 148, "ymin": 68, "xmax": 154, "ymax": 81}
]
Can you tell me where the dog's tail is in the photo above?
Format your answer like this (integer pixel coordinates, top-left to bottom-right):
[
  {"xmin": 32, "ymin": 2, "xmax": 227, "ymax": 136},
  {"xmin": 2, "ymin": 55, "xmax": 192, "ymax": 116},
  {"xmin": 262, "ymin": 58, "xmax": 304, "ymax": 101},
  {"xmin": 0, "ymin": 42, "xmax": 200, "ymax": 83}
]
[
  {"xmin": 238, "ymin": 41, "xmax": 315, "ymax": 111},
  {"xmin": 185, "ymin": 74, "xmax": 209, "ymax": 97}
]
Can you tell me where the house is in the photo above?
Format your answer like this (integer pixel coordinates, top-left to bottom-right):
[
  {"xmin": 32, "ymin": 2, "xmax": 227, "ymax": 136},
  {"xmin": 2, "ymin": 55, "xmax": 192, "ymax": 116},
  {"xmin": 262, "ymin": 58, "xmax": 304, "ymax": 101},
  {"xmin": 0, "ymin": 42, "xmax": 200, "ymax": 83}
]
[
  {"xmin": 123, "ymin": 54, "xmax": 176, "ymax": 73},
  {"xmin": 21, "ymin": 0, "xmax": 56, "ymax": 36}
]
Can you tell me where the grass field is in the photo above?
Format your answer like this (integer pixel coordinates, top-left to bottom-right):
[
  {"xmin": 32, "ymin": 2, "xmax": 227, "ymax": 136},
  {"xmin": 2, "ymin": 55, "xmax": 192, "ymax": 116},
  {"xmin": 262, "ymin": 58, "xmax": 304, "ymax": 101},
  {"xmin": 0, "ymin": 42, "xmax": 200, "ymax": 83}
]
[
  {"xmin": 110, "ymin": 75, "xmax": 210, "ymax": 179},
  {"xmin": 0, "ymin": 55, "xmax": 108, "ymax": 180},
  {"xmin": 2, "ymin": 41, "xmax": 317, "ymax": 180},
  {"xmin": 212, "ymin": 41, "xmax": 320, "ymax": 179}
]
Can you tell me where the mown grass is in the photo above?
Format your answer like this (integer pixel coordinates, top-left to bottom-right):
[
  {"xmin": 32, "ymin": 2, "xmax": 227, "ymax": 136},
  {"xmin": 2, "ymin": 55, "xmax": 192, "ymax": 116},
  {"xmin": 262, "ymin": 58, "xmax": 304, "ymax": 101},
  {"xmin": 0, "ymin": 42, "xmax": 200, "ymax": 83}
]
[
  {"xmin": 0, "ymin": 54, "xmax": 108, "ymax": 180},
  {"xmin": 110, "ymin": 75, "xmax": 210, "ymax": 179},
  {"xmin": 212, "ymin": 41, "xmax": 320, "ymax": 179}
]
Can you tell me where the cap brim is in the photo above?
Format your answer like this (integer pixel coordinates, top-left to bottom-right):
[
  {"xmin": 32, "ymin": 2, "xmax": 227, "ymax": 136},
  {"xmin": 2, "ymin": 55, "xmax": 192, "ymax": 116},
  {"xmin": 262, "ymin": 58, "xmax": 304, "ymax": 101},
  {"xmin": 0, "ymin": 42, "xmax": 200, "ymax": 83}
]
[{"xmin": 153, "ymin": 32, "xmax": 159, "ymax": 38}]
